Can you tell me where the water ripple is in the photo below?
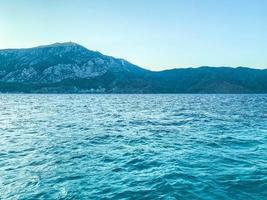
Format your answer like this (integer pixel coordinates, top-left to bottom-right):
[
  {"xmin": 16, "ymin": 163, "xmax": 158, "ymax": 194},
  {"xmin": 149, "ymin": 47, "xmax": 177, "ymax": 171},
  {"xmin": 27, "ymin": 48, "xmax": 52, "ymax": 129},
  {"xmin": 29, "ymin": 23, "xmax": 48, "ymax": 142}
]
[{"xmin": 0, "ymin": 94, "xmax": 266, "ymax": 199}]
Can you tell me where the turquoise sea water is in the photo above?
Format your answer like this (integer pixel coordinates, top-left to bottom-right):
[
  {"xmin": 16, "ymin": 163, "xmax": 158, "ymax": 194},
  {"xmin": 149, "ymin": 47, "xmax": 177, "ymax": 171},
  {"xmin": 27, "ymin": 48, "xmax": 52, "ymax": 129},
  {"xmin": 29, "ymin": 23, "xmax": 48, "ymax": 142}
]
[{"xmin": 0, "ymin": 94, "xmax": 266, "ymax": 200}]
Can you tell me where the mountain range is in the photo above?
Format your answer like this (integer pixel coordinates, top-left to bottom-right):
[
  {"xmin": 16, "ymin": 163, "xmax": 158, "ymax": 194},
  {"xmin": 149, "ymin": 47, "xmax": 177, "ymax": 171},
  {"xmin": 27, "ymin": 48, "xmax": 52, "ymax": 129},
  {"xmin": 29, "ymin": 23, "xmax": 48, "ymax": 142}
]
[{"xmin": 0, "ymin": 42, "xmax": 267, "ymax": 93}]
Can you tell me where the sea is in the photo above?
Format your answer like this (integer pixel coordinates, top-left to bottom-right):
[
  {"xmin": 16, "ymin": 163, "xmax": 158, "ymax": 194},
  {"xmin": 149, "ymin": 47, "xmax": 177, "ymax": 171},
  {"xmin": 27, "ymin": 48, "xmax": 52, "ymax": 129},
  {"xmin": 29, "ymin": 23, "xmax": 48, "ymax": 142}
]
[{"xmin": 0, "ymin": 94, "xmax": 266, "ymax": 200}]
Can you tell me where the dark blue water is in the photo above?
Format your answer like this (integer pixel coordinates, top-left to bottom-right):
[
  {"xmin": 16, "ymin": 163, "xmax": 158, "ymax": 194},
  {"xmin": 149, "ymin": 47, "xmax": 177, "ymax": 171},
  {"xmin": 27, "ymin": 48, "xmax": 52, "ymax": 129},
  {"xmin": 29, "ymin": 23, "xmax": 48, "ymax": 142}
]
[{"xmin": 0, "ymin": 94, "xmax": 266, "ymax": 200}]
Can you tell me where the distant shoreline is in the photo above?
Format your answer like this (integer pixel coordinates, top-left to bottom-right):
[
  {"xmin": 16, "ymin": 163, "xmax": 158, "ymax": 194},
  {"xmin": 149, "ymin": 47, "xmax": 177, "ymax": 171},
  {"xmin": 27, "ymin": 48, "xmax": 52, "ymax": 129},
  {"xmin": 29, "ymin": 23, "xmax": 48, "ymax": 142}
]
[{"xmin": 1, "ymin": 43, "xmax": 267, "ymax": 94}]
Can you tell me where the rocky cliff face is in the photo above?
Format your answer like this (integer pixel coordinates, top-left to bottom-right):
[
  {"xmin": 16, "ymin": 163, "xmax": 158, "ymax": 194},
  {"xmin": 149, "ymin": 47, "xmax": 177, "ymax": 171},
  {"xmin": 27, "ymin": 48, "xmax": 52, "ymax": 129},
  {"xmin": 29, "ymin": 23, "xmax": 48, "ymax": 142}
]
[{"xmin": 0, "ymin": 42, "xmax": 145, "ymax": 85}]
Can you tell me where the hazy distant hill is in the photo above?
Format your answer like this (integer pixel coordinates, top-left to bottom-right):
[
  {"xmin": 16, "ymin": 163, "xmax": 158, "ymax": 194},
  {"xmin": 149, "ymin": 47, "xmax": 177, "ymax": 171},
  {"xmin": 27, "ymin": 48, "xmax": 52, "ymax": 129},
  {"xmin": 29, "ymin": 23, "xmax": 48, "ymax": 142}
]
[{"xmin": 0, "ymin": 42, "xmax": 267, "ymax": 93}]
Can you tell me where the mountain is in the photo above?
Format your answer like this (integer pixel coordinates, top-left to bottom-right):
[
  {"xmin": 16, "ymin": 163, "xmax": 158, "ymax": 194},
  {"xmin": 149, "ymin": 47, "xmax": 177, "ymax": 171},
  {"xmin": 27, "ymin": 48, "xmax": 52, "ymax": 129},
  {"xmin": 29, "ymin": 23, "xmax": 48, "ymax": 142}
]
[
  {"xmin": 0, "ymin": 42, "xmax": 267, "ymax": 93},
  {"xmin": 150, "ymin": 67, "xmax": 267, "ymax": 93}
]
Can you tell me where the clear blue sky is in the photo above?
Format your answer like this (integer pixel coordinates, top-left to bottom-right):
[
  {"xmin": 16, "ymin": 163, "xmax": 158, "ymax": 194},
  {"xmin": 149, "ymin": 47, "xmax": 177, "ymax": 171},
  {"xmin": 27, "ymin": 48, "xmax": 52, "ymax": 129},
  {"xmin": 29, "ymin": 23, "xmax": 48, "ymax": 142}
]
[{"xmin": 1, "ymin": 0, "xmax": 266, "ymax": 70}]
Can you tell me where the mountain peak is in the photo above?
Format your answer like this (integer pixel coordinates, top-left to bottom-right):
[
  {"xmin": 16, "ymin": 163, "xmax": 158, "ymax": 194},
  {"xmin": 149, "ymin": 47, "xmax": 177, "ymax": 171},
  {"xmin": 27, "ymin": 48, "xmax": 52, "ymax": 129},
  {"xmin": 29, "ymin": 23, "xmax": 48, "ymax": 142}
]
[{"xmin": 34, "ymin": 42, "xmax": 83, "ymax": 49}]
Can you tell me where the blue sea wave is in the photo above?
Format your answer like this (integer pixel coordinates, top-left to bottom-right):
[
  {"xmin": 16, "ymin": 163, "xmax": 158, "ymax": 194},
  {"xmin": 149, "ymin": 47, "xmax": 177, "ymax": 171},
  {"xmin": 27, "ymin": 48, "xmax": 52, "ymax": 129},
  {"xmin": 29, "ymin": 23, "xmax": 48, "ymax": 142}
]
[{"xmin": 0, "ymin": 94, "xmax": 266, "ymax": 199}]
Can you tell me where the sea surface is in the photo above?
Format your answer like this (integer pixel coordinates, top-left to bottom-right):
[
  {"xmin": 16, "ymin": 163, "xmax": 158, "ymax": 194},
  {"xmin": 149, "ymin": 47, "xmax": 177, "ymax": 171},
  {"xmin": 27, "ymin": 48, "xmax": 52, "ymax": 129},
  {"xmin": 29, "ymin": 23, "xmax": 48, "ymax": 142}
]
[{"xmin": 0, "ymin": 94, "xmax": 266, "ymax": 200}]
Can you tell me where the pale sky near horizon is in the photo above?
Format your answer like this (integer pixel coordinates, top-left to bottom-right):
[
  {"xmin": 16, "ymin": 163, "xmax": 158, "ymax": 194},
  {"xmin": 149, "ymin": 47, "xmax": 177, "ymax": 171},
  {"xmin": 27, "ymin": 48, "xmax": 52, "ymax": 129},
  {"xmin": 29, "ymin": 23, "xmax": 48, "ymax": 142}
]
[{"xmin": 1, "ymin": 0, "xmax": 267, "ymax": 70}]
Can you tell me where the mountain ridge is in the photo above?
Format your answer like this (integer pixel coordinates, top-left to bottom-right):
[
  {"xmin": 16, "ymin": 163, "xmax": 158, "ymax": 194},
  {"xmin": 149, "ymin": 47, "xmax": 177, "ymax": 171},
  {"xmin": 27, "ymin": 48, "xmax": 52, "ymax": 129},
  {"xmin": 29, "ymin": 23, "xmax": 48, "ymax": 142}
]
[{"xmin": 0, "ymin": 42, "xmax": 266, "ymax": 93}]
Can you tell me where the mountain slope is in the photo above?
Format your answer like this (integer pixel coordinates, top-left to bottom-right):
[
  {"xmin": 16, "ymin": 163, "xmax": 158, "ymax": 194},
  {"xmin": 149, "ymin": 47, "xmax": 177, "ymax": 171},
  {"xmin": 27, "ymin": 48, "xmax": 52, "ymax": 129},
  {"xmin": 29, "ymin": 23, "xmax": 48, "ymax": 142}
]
[
  {"xmin": 150, "ymin": 67, "xmax": 267, "ymax": 93},
  {"xmin": 0, "ymin": 42, "xmax": 267, "ymax": 93}
]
